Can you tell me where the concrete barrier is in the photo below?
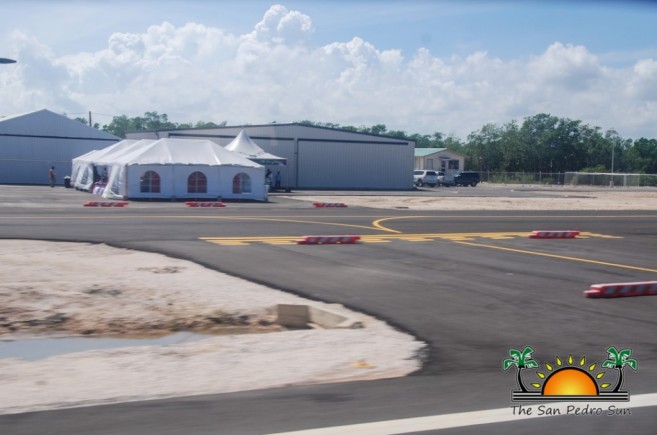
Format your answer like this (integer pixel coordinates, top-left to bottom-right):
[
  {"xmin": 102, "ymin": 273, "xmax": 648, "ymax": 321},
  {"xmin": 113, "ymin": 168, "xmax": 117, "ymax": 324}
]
[
  {"xmin": 313, "ymin": 202, "xmax": 347, "ymax": 208},
  {"xmin": 83, "ymin": 201, "xmax": 128, "ymax": 207},
  {"xmin": 584, "ymin": 281, "xmax": 657, "ymax": 298},
  {"xmin": 529, "ymin": 230, "xmax": 579, "ymax": 239},
  {"xmin": 185, "ymin": 201, "xmax": 226, "ymax": 207},
  {"xmin": 277, "ymin": 304, "xmax": 364, "ymax": 329},
  {"xmin": 297, "ymin": 235, "xmax": 361, "ymax": 245}
]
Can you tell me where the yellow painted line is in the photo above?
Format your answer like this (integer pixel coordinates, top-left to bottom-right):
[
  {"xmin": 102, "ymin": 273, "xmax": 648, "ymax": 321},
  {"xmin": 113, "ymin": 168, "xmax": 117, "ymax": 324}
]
[
  {"xmin": 200, "ymin": 231, "xmax": 620, "ymax": 246},
  {"xmin": 453, "ymin": 241, "xmax": 657, "ymax": 273},
  {"xmin": 200, "ymin": 236, "xmax": 300, "ymax": 241},
  {"xmin": 202, "ymin": 236, "xmax": 300, "ymax": 246},
  {"xmin": 0, "ymin": 215, "xmax": 383, "ymax": 232},
  {"xmin": 4, "ymin": 213, "xmax": 657, "ymax": 221},
  {"xmin": 361, "ymin": 232, "xmax": 531, "ymax": 242},
  {"xmin": 371, "ymin": 217, "xmax": 408, "ymax": 233}
]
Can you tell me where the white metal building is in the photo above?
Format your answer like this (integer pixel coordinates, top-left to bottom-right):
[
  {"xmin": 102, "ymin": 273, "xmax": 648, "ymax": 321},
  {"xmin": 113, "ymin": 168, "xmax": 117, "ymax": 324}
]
[
  {"xmin": 0, "ymin": 109, "xmax": 119, "ymax": 185},
  {"xmin": 126, "ymin": 123, "xmax": 415, "ymax": 190}
]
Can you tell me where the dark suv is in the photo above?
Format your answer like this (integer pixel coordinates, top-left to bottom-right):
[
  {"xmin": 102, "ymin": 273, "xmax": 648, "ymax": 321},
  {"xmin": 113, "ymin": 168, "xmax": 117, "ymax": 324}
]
[{"xmin": 452, "ymin": 171, "xmax": 480, "ymax": 187}]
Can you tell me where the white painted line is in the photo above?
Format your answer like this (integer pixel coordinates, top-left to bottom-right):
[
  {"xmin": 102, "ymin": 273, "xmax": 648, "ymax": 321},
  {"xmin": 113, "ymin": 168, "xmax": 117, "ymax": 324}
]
[{"xmin": 268, "ymin": 393, "xmax": 657, "ymax": 435}]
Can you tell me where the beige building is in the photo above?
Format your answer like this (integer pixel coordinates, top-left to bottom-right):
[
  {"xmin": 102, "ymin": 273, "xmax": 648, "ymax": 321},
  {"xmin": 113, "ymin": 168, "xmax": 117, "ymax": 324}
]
[{"xmin": 414, "ymin": 148, "xmax": 465, "ymax": 177}]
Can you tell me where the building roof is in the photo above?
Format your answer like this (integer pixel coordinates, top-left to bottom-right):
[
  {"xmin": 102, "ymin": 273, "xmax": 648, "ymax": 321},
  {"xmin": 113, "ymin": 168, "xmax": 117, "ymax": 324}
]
[
  {"xmin": 414, "ymin": 147, "xmax": 447, "ymax": 157},
  {"xmin": 128, "ymin": 122, "xmax": 414, "ymax": 143},
  {"xmin": 0, "ymin": 108, "xmax": 119, "ymax": 141}
]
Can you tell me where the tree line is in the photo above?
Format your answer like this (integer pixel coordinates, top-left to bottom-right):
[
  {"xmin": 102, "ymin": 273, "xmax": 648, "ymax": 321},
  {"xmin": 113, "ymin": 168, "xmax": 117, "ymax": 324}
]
[
  {"xmin": 300, "ymin": 115, "xmax": 657, "ymax": 174},
  {"xmin": 78, "ymin": 111, "xmax": 657, "ymax": 174}
]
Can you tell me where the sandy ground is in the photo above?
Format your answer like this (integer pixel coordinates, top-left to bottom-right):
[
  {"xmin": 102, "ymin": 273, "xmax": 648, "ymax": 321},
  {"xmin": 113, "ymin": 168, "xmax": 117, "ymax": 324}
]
[
  {"xmin": 288, "ymin": 185, "xmax": 657, "ymax": 210},
  {"xmin": 1, "ymin": 186, "xmax": 656, "ymax": 415},
  {"xmin": 0, "ymin": 241, "xmax": 424, "ymax": 415}
]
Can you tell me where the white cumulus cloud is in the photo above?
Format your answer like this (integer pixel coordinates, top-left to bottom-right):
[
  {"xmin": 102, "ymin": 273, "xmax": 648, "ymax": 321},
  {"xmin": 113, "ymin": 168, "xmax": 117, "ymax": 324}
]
[{"xmin": 1, "ymin": 4, "xmax": 656, "ymax": 140}]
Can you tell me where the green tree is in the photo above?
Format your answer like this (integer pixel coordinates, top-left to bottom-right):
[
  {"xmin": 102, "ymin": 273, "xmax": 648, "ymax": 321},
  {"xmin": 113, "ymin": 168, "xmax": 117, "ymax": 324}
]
[
  {"xmin": 464, "ymin": 123, "xmax": 504, "ymax": 171},
  {"xmin": 195, "ymin": 121, "xmax": 226, "ymax": 128},
  {"xmin": 369, "ymin": 124, "xmax": 387, "ymax": 135},
  {"xmin": 102, "ymin": 115, "xmax": 134, "ymax": 138},
  {"xmin": 626, "ymin": 138, "xmax": 657, "ymax": 173}
]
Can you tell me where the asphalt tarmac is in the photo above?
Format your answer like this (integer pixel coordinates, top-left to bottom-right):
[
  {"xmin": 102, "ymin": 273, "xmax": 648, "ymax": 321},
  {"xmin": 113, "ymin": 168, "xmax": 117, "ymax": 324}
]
[{"xmin": 1, "ymin": 186, "xmax": 656, "ymax": 434}]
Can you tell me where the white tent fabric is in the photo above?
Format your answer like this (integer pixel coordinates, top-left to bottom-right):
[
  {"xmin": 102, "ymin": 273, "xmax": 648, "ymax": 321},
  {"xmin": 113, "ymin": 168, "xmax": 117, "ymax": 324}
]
[
  {"xmin": 71, "ymin": 139, "xmax": 153, "ymax": 191},
  {"xmin": 224, "ymin": 130, "xmax": 287, "ymax": 165},
  {"xmin": 88, "ymin": 138, "xmax": 265, "ymax": 200}
]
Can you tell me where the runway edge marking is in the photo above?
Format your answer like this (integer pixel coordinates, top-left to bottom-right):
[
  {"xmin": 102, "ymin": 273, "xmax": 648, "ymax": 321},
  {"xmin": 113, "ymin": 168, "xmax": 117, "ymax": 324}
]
[{"xmin": 267, "ymin": 392, "xmax": 657, "ymax": 435}]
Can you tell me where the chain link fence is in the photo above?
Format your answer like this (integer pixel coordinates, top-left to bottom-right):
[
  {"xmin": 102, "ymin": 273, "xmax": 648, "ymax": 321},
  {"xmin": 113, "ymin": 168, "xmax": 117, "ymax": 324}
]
[
  {"xmin": 478, "ymin": 172, "xmax": 566, "ymax": 185},
  {"xmin": 475, "ymin": 171, "xmax": 657, "ymax": 186},
  {"xmin": 564, "ymin": 172, "xmax": 657, "ymax": 187}
]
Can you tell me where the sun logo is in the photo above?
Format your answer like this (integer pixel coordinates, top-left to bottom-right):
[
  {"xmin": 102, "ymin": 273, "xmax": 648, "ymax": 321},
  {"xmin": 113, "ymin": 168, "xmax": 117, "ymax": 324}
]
[{"xmin": 503, "ymin": 346, "xmax": 637, "ymax": 402}]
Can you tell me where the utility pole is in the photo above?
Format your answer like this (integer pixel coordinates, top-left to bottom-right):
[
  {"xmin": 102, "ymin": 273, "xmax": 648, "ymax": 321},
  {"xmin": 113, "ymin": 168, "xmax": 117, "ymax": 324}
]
[{"xmin": 89, "ymin": 111, "xmax": 92, "ymax": 127}]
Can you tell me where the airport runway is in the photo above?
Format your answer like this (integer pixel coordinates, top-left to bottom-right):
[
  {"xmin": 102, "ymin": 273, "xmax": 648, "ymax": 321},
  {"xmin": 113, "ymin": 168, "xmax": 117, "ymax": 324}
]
[{"xmin": 1, "ymin": 187, "xmax": 656, "ymax": 434}]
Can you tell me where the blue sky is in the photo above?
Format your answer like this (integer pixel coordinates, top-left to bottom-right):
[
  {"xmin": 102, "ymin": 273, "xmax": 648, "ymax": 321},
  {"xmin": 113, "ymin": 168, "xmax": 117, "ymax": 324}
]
[{"xmin": 2, "ymin": 1, "xmax": 657, "ymax": 139}]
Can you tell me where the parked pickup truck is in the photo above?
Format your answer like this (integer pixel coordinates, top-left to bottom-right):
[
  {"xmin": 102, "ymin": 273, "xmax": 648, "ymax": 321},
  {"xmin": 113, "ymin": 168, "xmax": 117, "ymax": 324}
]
[{"xmin": 444, "ymin": 171, "xmax": 480, "ymax": 187}]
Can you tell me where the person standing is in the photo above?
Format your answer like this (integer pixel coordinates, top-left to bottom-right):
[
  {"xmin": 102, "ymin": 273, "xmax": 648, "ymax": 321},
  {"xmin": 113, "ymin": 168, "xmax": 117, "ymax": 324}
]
[
  {"xmin": 275, "ymin": 171, "xmax": 282, "ymax": 190},
  {"xmin": 265, "ymin": 168, "xmax": 272, "ymax": 191},
  {"xmin": 48, "ymin": 166, "xmax": 56, "ymax": 188}
]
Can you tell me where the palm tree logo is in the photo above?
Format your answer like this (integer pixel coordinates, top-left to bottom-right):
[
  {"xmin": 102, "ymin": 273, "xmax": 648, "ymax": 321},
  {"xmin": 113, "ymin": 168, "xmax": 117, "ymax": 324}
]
[
  {"xmin": 504, "ymin": 346, "xmax": 637, "ymax": 401},
  {"xmin": 602, "ymin": 346, "xmax": 638, "ymax": 393},
  {"xmin": 503, "ymin": 346, "xmax": 538, "ymax": 393}
]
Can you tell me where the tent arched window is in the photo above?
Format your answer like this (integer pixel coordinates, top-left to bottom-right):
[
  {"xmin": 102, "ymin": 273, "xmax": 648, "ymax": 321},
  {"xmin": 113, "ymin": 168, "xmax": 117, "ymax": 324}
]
[
  {"xmin": 232, "ymin": 173, "xmax": 251, "ymax": 194},
  {"xmin": 140, "ymin": 170, "xmax": 161, "ymax": 193},
  {"xmin": 187, "ymin": 171, "xmax": 207, "ymax": 193}
]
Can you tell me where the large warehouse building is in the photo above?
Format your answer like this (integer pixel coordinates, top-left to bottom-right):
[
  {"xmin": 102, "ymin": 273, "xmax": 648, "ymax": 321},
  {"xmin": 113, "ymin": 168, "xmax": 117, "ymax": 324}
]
[
  {"xmin": 126, "ymin": 123, "xmax": 415, "ymax": 190},
  {"xmin": 0, "ymin": 109, "xmax": 119, "ymax": 185}
]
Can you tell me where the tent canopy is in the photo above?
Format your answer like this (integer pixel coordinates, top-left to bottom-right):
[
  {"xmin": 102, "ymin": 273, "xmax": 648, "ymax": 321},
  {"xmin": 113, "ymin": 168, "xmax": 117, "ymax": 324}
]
[
  {"xmin": 224, "ymin": 130, "xmax": 287, "ymax": 165},
  {"xmin": 116, "ymin": 137, "xmax": 263, "ymax": 167},
  {"xmin": 71, "ymin": 140, "xmax": 154, "ymax": 191},
  {"xmin": 72, "ymin": 137, "xmax": 266, "ymax": 201}
]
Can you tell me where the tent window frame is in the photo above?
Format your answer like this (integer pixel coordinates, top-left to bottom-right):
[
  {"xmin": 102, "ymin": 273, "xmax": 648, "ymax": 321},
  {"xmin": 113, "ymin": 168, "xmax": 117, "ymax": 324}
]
[
  {"xmin": 187, "ymin": 171, "xmax": 208, "ymax": 193},
  {"xmin": 140, "ymin": 170, "xmax": 161, "ymax": 193},
  {"xmin": 232, "ymin": 173, "xmax": 251, "ymax": 194}
]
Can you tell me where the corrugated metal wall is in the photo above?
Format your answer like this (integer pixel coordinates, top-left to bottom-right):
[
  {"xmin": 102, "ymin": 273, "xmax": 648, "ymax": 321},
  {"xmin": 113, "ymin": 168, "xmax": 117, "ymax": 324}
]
[
  {"xmin": 0, "ymin": 110, "xmax": 119, "ymax": 185},
  {"xmin": 129, "ymin": 123, "xmax": 414, "ymax": 190}
]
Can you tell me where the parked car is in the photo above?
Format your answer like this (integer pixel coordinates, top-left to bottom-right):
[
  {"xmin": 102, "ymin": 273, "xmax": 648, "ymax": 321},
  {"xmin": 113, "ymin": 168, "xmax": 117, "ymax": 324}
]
[
  {"xmin": 413, "ymin": 170, "xmax": 439, "ymax": 187},
  {"xmin": 452, "ymin": 171, "xmax": 480, "ymax": 187}
]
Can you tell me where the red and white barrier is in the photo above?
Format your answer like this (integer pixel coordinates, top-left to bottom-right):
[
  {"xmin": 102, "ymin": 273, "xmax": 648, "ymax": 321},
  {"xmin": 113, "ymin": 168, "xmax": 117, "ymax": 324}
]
[
  {"xmin": 529, "ymin": 230, "xmax": 580, "ymax": 239},
  {"xmin": 297, "ymin": 235, "xmax": 361, "ymax": 245},
  {"xmin": 313, "ymin": 202, "xmax": 347, "ymax": 208},
  {"xmin": 84, "ymin": 201, "xmax": 128, "ymax": 207},
  {"xmin": 584, "ymin": 281, "xmax": 657, "ymax": 298},
  {"xmin": 185, "ymin": 201, "xmax": 226, "ymax": 208}
]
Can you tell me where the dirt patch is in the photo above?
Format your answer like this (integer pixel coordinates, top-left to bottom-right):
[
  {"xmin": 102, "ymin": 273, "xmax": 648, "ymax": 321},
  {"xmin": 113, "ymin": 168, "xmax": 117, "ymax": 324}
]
[
  {"xmin": 287, "ymin": 185, "xmax": 657, "ymax": 210},
  {"xmin": 0, "ymin": 240, "xmax": 424, "ymax": 415}
]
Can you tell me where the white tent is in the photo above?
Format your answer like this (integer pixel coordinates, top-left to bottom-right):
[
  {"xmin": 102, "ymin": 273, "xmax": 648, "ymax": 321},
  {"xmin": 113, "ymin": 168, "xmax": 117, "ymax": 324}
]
[
  {"xmin": 74, "ymin": 138, "xmax": 266, "ymax": 201},
  {"xmin": 225, "ymin": 130, "xmax": 287, "ymax": 165},
  {"xmin": 71, "ymin": 139, "xmax": 149, "ymax": 191}
]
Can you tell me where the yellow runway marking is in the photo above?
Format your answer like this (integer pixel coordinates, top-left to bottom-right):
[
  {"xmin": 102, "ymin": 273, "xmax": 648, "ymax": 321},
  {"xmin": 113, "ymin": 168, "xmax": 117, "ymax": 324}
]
[
  {"xmin": 200, "ymin": 231, "xmax": 619, "ymax": 246},
  {"xmin": 453, "ymin": 241, "xmax": 657, "ymax": 273}
]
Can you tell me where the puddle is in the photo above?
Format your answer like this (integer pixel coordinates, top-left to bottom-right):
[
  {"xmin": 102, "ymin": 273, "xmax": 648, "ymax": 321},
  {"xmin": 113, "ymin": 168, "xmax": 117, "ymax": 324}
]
[{"xmin": 0, "ymin": 332, "xmax": 214, "ymax": 361}]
